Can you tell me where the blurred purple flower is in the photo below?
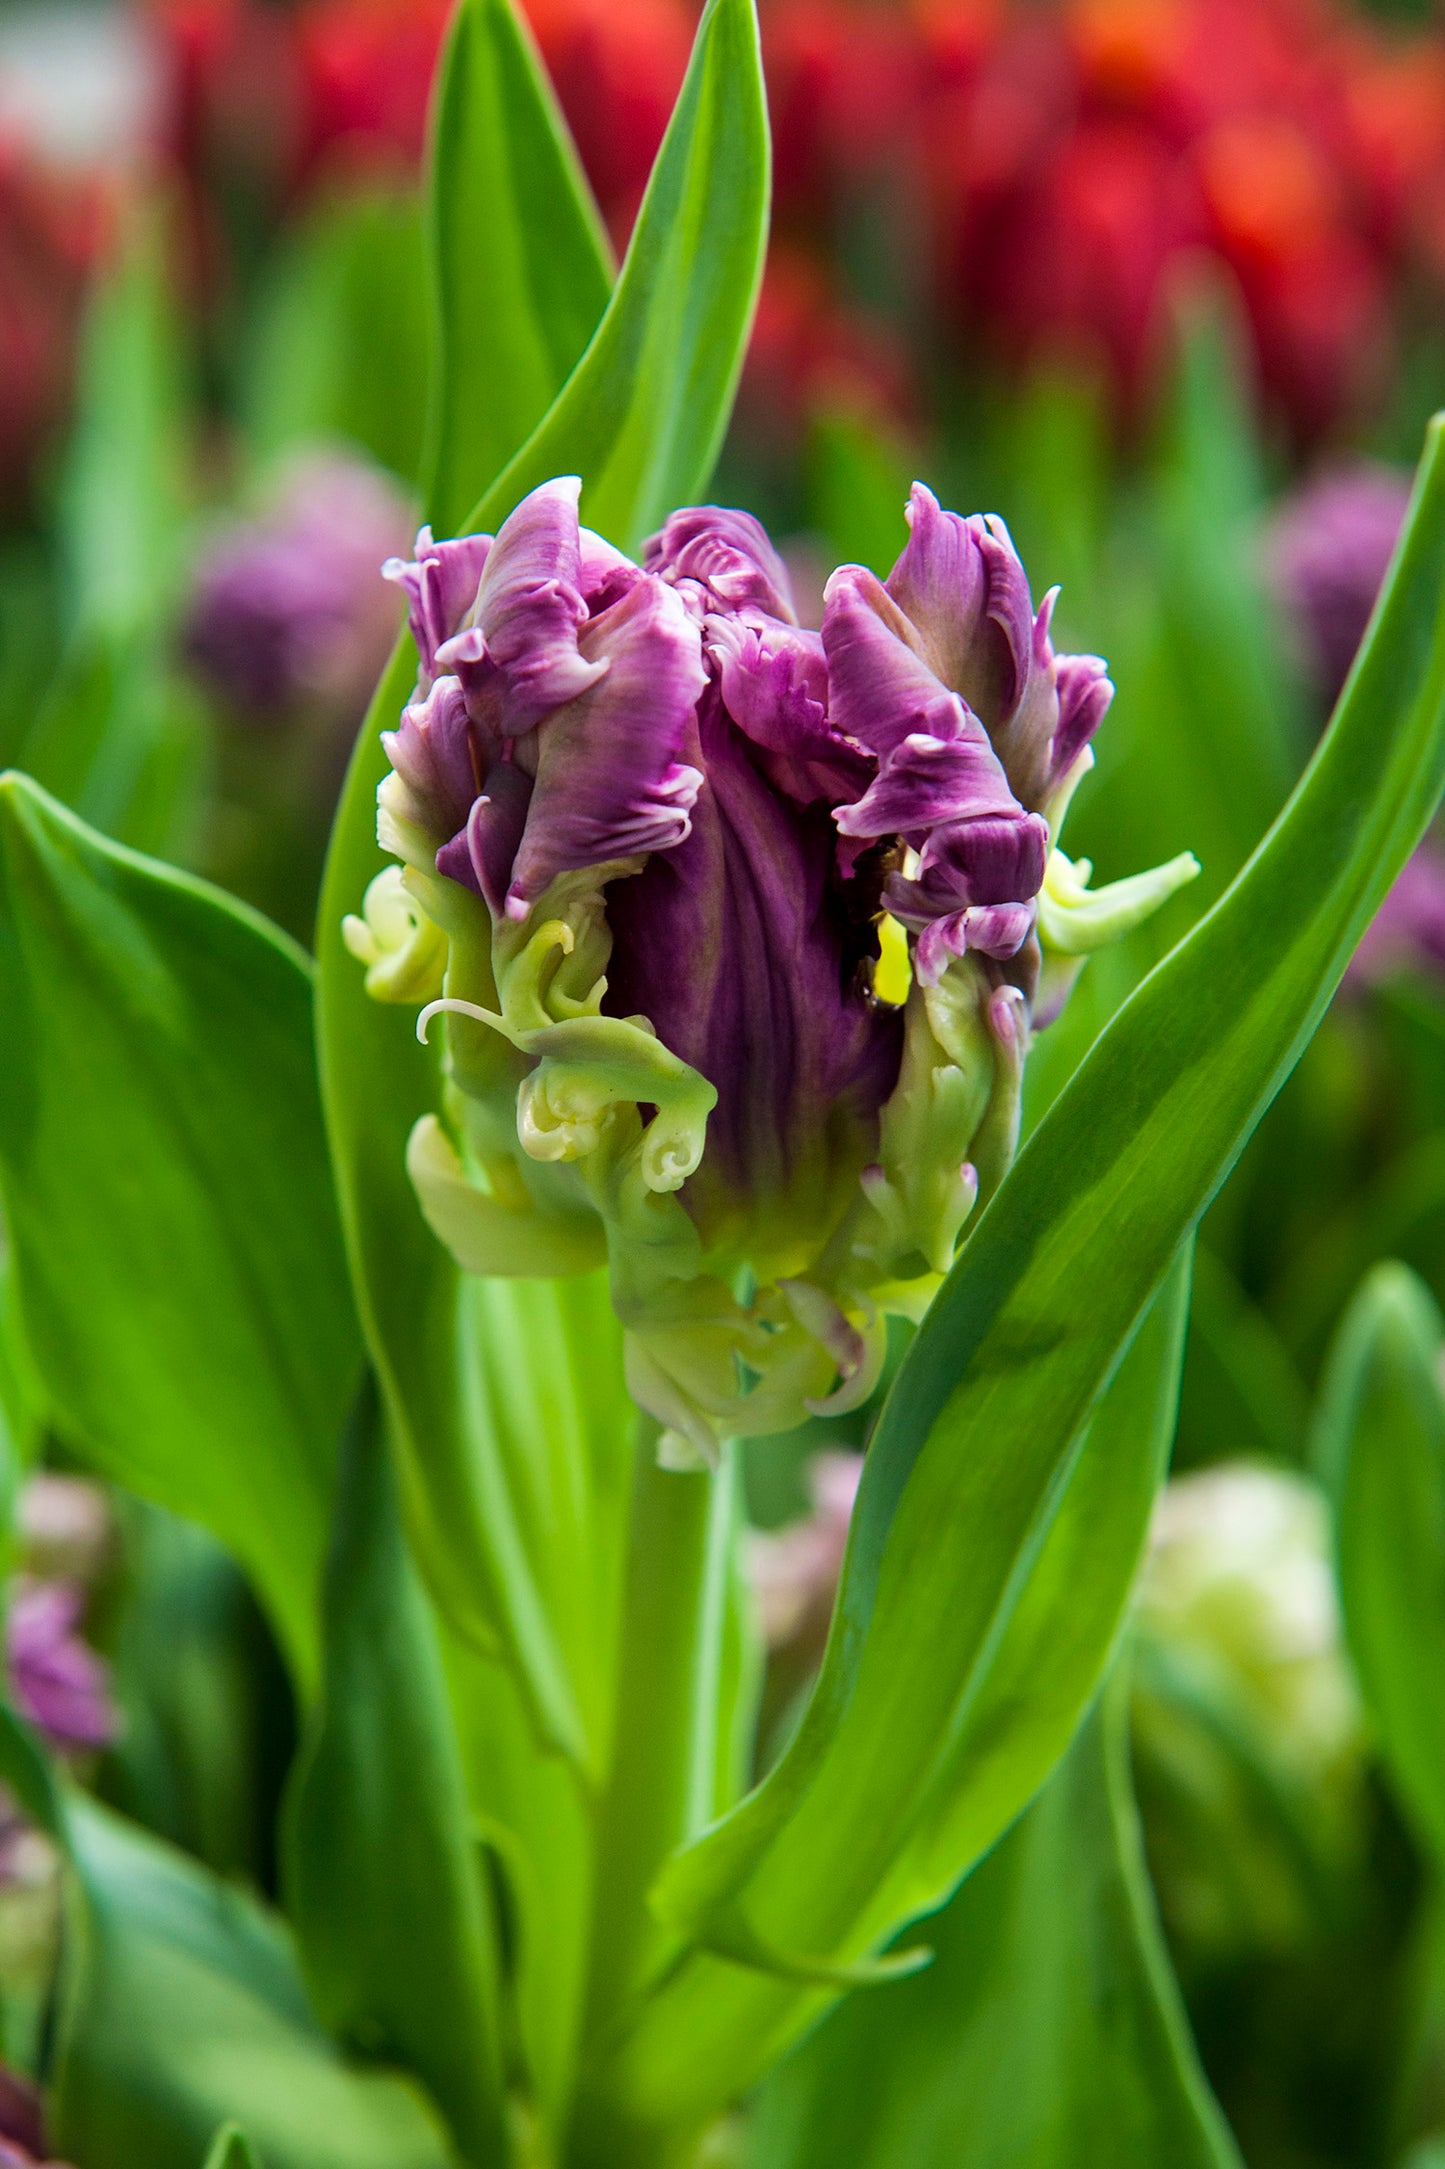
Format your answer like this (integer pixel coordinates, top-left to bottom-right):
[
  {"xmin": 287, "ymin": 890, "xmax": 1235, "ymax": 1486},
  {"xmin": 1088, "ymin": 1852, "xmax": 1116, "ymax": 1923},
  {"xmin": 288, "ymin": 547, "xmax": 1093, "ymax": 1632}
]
[
  {"xmin": 748, "ymin": 1450, "xmax": 863, "ymax": 1651},
  {"xmin": 185, "ymin": 448, "xmax": 413, "ymax": 725},
  {"xmin": 0, "ymin": 2064, "xmax": 58, "ymax": 2169},
  {"xmin": 1264, "ymin": 461, "xmax": 1413, "ymax": 711},
  {"xmin": 5, "ymin": 1578, "xmax": 116, "ymax": 1756},
  {"xmin": 1347, "ymin": 842, "xmax": 1445, "ymax": 989}
]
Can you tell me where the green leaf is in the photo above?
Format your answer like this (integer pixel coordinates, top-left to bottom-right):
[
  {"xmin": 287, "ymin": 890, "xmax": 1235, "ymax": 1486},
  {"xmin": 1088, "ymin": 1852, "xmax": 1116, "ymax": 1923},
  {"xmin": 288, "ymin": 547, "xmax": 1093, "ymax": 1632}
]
[
  {"xmin": 316, "ymin": 0, "xmax": 768, "ymax": 1760},
  {"xmin": 321, "ymin": 665, "xmax": 635, "ymax": 1772},
  {"xmin": 102, "ymin": 1501, "xmax": 292, "ymax": 1886},
  {"xmin": 244, "ymin": 189, "xmax": 431, "ymax": 488},
  {"xmin": 617, "ymin": 1246, "xmax": 1191, "ymax": 2125},
  {"xmin": 464, "ymin": 0, "xmax": 770, "ymax": 551},
  {"xmin": 202, "ymin": 2129, "xmax": 261, "ymax": 2169},
  {"xmin": 0, "ymin": 775, "xmax": 360, "ymax": 1690},
  {"xmin": 622, "ymin": 415, "xmax": 1445, "ymax": 2115},
  {"xmin": 423, "ymin": 0, "xmax": 613, "ymax": 534},
  {"xmin": 1313, "ymin": 1262, "xmax": 1445, "ymax": 1862},
  {"xmin": 748, "ymin": 1683, "xmax": 1241, "ymax": 2169},
  {"xmin": 442, "ymin": 1634, "xmax": 596, "ymax": 2140},
  {"xmin": 282, "ymin": 1378, "xmax": 507, "ymax": 2162},
  {"xmin": 48, "ymin": 1798, "xmax": 454, "ymax": 2169}
]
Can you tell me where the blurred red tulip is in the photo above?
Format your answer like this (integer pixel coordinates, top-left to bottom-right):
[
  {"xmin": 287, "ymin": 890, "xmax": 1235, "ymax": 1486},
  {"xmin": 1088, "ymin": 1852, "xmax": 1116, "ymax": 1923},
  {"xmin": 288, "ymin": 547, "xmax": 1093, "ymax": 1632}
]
[{"xmin": 0, "ymin": 137, "xmax": 106, "ymax": 516}]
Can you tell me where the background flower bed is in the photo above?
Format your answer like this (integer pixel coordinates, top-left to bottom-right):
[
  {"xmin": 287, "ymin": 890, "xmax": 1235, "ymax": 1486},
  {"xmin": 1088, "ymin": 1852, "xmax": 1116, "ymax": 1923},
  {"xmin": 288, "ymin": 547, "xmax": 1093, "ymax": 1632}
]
[{"xmin": 3, "ymin": 3, "xmax": 1445, "ymax": 2167}]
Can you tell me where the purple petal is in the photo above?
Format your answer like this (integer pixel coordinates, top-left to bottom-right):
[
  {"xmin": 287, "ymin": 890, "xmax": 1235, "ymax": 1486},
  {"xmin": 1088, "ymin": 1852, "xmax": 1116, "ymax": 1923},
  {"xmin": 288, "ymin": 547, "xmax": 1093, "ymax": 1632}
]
[
  {"xmin": 882, "ymin": 483, "xmax": 988, "ymax": 692},
  {"xmin": 884, "ymin": 486, "xmax": 1034, "ymax": 727},
  {"xmin": 385, "ymin": 528, "xmax": 493, "ymax": 680},
  {"xmin": 579, "ymin": 526, "xmax": 644, "ymax": 610},
  {"xmin": 604, "ymin": 692, "xmax": 902, "ymax": 1247},
  {"xmin": 887, "ymin": 807, "xmax": 1050, "ymax": 917},
  {"xmin": 706, "ymin": 610, "xmax": 872, "ymax": 806},
  {"xmin": 439, "ymin": 477, "xmax": 607, "ymax": 740},
  {"xmin": 913, "ymin": 903, "xmax": 1037, "ymax": 983},
  {"xmin": 503, "ymin": 573, "xmax": 708, "ymax": 916},
  {"xmin": 1050, "ymin": 651, "xmax": 1114, "ymax": 789},
  {"xmin": 835, "ymin": 726, "xmax": 1021, "ymax": 844},
  {"xmin": 438, "ymin": 760, "xmax": 533, "ymax": 920},
  {"xmin": 990, "ymin": 586, "xmax": 1061, "ymax": 807},
  {"xmin": 381, "ymin": 675, "xmax": 479, "ymax": 849},
  {"xmin": 646, "ymin": 506, "xmax": 798, "ymax": 622},
  {"xmin": 821, "ymin": 564, "xmax": 967, "ymax": 756}
]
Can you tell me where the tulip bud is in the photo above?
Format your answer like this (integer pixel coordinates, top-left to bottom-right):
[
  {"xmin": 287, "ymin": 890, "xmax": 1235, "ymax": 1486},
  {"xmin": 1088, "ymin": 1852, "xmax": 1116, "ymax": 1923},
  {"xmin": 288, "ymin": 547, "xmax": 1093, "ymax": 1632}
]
[{"xmin": 352, "ymin": 477, "xmax": 1196, "ymax": 1461}]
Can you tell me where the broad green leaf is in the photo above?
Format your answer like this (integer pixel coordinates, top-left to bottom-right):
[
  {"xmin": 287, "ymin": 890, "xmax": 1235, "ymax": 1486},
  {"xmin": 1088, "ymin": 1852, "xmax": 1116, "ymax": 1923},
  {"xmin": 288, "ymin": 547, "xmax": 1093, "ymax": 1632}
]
[
  {"xmin": 0, "ymin": 1218, "xmax": 43, "ymax": 1477},
  {"xmin": 1313, "ymin": 1262, "xmax": 1445, "ymax": 1861},
  {"xmin": 243, "ymin": 189, "xmax": 430, "ymax": 489},
  {"xmin": 859, "ymin": 1245, "xmax": 1193, "ymax": 1931},
  {"xmin": 624, "ymin": 419, "xmax": 1445, "ymax": 2117},
  {"xmin": 316, "ymin": 0, "xmax": 768, "ymax": 1760},
  {"xmin": 424, "ymin": 0, "xmax": 613, "ymax": 534},
  {"xmin": 49, "ymin": 1798, "xmax": 453, "ymax": 2169},
  {"xmin": 616, "ymin": 1245, "xmax": 1192, "ymax": 2125},
  {"xmin": 20, "ymin": 208, "xmax": 206, "ymax": 861},
  {"xmin": 203, "ymin": 2130, "xmax": 261, "ymax": 2169},
  {"xmin": 102, "ymin": 1500, "xmax": 292, "ymax": 1886},
  {"xmin": 747, "ymin": 1686, "xmax": 1240, "ymax": 2169},
  {"xmin": 464, "ymin": 0, "xmax": 770, "ymax": 551},
  {"xmin": 283, "ymin": 1379, "xmax": 507, "ymax": 2161},
  {"xmin": 0, "ymin": 775, "xmax": 359, "ymax": 1690},
  {"xmin": 321, "ymin": 661, "xmax": 635, "ymax": 1772},
  {"xmin": 443, "ymin": 1634, "xmax": 596, "ymax": 2140}
]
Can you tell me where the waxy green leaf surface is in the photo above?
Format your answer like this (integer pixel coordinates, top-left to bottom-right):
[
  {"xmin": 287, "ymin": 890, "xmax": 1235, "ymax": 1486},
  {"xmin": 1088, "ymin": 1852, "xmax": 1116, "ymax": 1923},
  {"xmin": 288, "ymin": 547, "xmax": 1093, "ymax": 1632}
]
[
  {"xmin": 750, "ymin": 1685, "xmax": 1240, "ymax": 2169},
  {"xmin": 0, "ymin": 776, "xmax": 358, "ymax": 1689},
  {"xmin": 1314, "ymin": 1262, "xmax": 1445, "ymax": 1863},
  {"xmin": 619, "ymin": 420, "xmax": 1445, "ymax": 2123},
  {"xmin": 424, "ymin": 0, "xmax": 613, "ymax": 534},
  {"xmin": 283, "ymin": 1380, "xmax": 508, "ymax": 2161}
]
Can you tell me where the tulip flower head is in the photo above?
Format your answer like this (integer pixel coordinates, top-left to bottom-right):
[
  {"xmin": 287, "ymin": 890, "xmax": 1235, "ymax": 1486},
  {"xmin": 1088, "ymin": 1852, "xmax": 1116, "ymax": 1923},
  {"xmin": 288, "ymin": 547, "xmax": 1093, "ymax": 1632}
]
[{"xmin": 350, "ymin": 477, "xmax": 1197, "ymax": 1463}]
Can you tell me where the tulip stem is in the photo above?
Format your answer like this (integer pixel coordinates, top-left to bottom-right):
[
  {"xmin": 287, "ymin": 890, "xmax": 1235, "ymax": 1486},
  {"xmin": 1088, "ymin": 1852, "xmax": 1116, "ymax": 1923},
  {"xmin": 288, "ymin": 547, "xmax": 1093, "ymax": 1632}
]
[{"xmin": 568, "ymin": 1423, "xmax": 746, "ymax": 2159}]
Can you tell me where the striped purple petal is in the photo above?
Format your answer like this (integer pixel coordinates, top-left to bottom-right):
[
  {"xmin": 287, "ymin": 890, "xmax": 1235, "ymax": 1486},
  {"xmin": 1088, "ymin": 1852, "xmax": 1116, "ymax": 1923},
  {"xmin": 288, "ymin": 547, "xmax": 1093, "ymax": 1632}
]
[
  {"xmin": 384, "ymin": 528, "xmax": 492, "ymax": 680},
  {"xmin": 436, "ymin": 476, "xmax": 607, "ymax": 739},
  {"xmin": 646, "ymin": 505, "xmax": 798, "ymax": 623},
  {"xmin": 502, "ymin": 572, "xmax": 707, "ymax": 917}
]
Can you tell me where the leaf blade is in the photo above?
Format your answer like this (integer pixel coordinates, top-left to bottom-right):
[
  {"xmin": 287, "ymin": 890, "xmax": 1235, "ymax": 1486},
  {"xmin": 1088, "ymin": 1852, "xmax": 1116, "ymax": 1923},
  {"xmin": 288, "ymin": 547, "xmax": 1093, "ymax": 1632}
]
[
  {"xmin": 282, "ymin": 1378, "xmax": 509, "ymax": 2161},
  {"xmin": 0, "ymin": 775, "xmax": 360, "ymax": 1689},
  {"xmin": 1313, "ymin": 1261, "xmax": 1445, "ymax": 1862},
  {"xmin": 464, "ymin": 0, "xmax": 769, "ymax": 551},
  {"xmin": 423, "ymin": 0, "xmax": 613, "ymax": 533},
  {"xmin": 622, "ymin": 415, "xmax": 1445, "ymax": 2108},
  {"xmin": 748, "ymin": 1684, "xmax": 1241, "ymax": 2169}
]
